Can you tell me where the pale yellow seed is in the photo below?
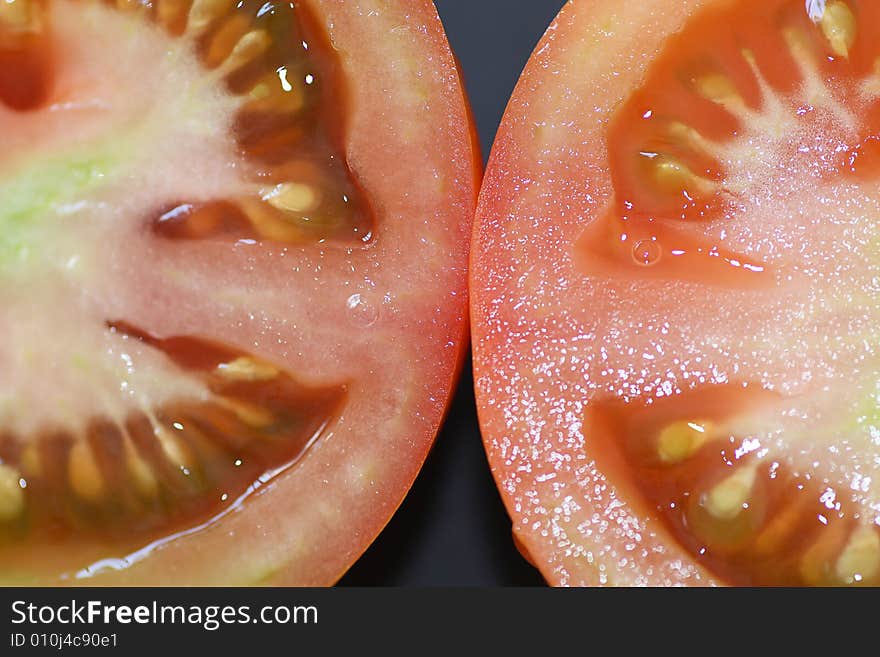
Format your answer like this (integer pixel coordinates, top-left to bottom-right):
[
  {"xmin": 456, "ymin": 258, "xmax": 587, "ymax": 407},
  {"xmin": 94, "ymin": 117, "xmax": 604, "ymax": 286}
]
[
  {"xmin": 204, "ymin": 14, "xmax": 252, "ymax": 68},
  {"xmin": 247, "ymin": 88, "xmax": 302, "ymax": 115},
  {"xmin": 800, "ymin": 520, "xmax": 850, "ymax": 585},
  {"xmin": 703, "ymin": 464, "xmax": 758, "ymax": 521},
  {"xmin": 694, "ymin": 73, "xmax": 742, "ymax": 106},
  {"xmin": 216, "ymin": 397, "xmax": 275, "ymax": 428},
  {"xmin": 247, "ymin": 71, "xmax": 306, "ymax": 113},
  {"xmin": 651, "ymin": 155, "xmax": 716, "ymax": 194},
  {"xmin": 153, "ymin": 423, "xmax": 195, "ymax": 471},
  {"xmin": 657, "ymin": 420, "xmax": 711, "ymax": 464},
  {"xmin": 123, "ymin": 436, "xmax": 158, "ymax": 498},
  {"xmin": 0, "ymin": 463, "xmax": 25, "ymax": 521},
  {"xmin": 835, "ymin": 525, "xmax": 880, "ymax": 585},
  {"xmin": 262, "ymin": 183, "xmax": 319, "ymax": 214},
  {"xmin": 819, "ymin": 1, "xmax": 857, "ymax": 58},
  {"xmin": 249, "ymin": 82, "xmax": 272, "ymax": 102},
  {"xmin": 218, "ymin": 30, "xmax": 271, "ymax": 76},
  {"xmin": 240, "ymin": 198, "xmax": 303, "ymax": 242},
  {"xmin": 68, "ymin": 441, "xmax": 105, "ymax": 502},
  {"xmin": 156, "ymin": 0, "xmax": 184, "ymax": 30},
  {"xmin": 667, "ymin": 122, "xmax": 714, "ymax": 156},
  {"xmin": 216, "ymin": 357, "xmax": 281, "ymax": 383},
  {"xmin": 187, "ymin": 0, "xmax": 232, "ymax": 35},
  {"xmin": 784, "ymin": 28, "xmax": 811, "ymax": 57}
]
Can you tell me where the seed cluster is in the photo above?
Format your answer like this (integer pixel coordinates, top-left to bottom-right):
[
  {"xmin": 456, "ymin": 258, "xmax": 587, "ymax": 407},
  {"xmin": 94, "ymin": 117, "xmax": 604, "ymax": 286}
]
[
  {"xmin": 0, "ymin": 325, "xmax": 344, "ymax": 548},
  {"xmin": 587, "ymin": 0, "xmax": 880, "ymax": 586}
]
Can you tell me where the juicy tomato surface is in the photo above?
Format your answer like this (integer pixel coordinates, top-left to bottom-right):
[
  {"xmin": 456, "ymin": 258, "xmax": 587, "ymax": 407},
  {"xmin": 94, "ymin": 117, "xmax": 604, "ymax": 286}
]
[
  {"xmin": 473, "ymin": 0, "xmax": 880, "ymax": 586},
  {"xmin": 0, "ymin": 0, "xmax": 478, "ymax": 585}
]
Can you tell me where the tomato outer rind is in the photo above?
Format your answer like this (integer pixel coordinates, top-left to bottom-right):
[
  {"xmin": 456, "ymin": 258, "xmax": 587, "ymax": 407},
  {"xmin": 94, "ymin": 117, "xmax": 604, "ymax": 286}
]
[
  {"xmin": 288, "ymin": 0, "xmax": 480, "ymax": 587},
  {"xmin": 471, "ymin": 0, "xmax": 723, "ymax": 586}
]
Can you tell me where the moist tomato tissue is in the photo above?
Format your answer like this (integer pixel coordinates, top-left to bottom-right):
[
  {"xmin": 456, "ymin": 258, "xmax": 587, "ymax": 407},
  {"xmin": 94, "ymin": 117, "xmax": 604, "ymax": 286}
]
[
  {"xmin": 0, "ymin": 0, "xmax": 478, "ymax": 585},
  {"xmin": 473, "ymin": 0, "xmax": 880, "ymax": 586}
]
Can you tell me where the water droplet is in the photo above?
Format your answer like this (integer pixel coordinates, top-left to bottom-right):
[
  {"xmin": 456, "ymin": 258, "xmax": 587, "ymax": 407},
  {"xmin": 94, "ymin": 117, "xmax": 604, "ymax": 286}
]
[
  {"xmin": 632, "ymin": 239, "xmax": 662, "ymax": 266},
  {"xmin": 346, "ymin": 293, "xmax": 379, "ymax": 327}
]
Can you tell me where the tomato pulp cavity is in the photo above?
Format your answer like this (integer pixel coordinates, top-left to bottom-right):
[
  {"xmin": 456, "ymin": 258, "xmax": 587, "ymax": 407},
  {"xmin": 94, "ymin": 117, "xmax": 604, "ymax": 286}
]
[{"xmin": 474, "ymin": 0, "xmax": 880, "ymax": 586}]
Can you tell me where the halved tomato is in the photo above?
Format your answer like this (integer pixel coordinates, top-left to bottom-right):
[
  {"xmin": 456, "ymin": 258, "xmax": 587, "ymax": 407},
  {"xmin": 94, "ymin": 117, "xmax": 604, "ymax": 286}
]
[
  {"xmin": 473, "ymin": 0, "xmax": 880, "ymax": 586},
  {"xmin": 0, "ymin": 0, "xmax": 478, "ymax": 585}
]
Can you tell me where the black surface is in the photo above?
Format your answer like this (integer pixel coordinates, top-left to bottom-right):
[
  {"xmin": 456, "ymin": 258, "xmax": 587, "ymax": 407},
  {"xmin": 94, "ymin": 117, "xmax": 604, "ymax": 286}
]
[{"xmin": 339, "ymin": 0, "xmax": 566, "ymax": 587}]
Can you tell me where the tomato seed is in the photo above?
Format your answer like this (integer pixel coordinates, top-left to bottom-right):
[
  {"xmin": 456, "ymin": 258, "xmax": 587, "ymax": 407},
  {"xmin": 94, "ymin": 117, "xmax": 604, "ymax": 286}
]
[
  {"xmin": 701, "ymin": 463, "xmax": 758, "ymax": 521},
  {"xmin": 215, "ymin": 356, "xmax": 280, "ymax": 383},
  {"xmin": 817, "ymin": 1, "xmax": 857, "ymax": 58},
  {"xmin": 835, "ymin": 525, "xmax": 880, "ymax": 584},
  {"xmin": 186, "ymin": 0, "xmax": 231, "ymax": 36},
  {"xmin": 656, "ymin": 419, "xmax": 712, "ymax": 464},
  {"xmin": 0, "ymin": 464, "xmax": 25, "ymax": 522}
]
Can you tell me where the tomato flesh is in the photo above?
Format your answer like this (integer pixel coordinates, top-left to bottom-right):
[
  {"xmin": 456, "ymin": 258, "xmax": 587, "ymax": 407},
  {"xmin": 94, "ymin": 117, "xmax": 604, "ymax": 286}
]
[
  {"xmin": 0, "ymin": 0, "xmax": 477, "ymax": 584},
  {"xmin": 474, "ymin": 0, "xmax": 880, "ymax": 586}
]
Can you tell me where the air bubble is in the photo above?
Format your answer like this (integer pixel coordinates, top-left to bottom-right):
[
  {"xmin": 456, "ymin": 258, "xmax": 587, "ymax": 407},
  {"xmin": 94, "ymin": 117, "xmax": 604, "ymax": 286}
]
[
  {"xmin": 632, "ymin": 239, "xmax": 662, "ymax": 267},
  {"xmin": 346, "ymin": 293, "xmax": 379, "ymax": 327}
]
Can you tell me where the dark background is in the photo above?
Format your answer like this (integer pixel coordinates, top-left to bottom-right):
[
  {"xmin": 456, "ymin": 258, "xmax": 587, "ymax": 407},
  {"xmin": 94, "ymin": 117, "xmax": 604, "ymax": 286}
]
[{"xmin": 339, "ymin": 0, "xmax": 567, "ymax": 586}]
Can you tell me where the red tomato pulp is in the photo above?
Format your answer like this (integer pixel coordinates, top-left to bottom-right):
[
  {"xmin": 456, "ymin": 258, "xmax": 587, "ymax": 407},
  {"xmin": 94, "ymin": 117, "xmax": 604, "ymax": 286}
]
[
  {"xmin": 473, "ymin": 0, "xmax": 880, "ymax": 586},
  {"xmin": 0, "ymin": 0, "xmax": 478, "ymax": 585}
]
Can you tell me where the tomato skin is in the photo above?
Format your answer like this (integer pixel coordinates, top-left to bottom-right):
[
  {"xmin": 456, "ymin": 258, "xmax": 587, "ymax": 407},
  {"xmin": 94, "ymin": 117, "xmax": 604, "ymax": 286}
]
[
  {"xmin": 472, "ymin": 0, "xmax": 722, "ymax": 586},
  {"xmin": 276, "ymin": 0, "xmax": 480, "ymax": 586},
  {"xmin": 0, "ymin": 0, "xmax": 478, "ymax": 585}
]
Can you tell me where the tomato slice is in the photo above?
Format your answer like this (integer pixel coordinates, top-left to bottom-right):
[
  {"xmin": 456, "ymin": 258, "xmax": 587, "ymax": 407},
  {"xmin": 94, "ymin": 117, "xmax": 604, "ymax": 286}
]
[
  {"xmin": 0, "ymin": 0, "xmax": 477, "ymax": 584},
  {"xmin": 473, "ymin": 0, "xmax": 880, "ymax": 586}
]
